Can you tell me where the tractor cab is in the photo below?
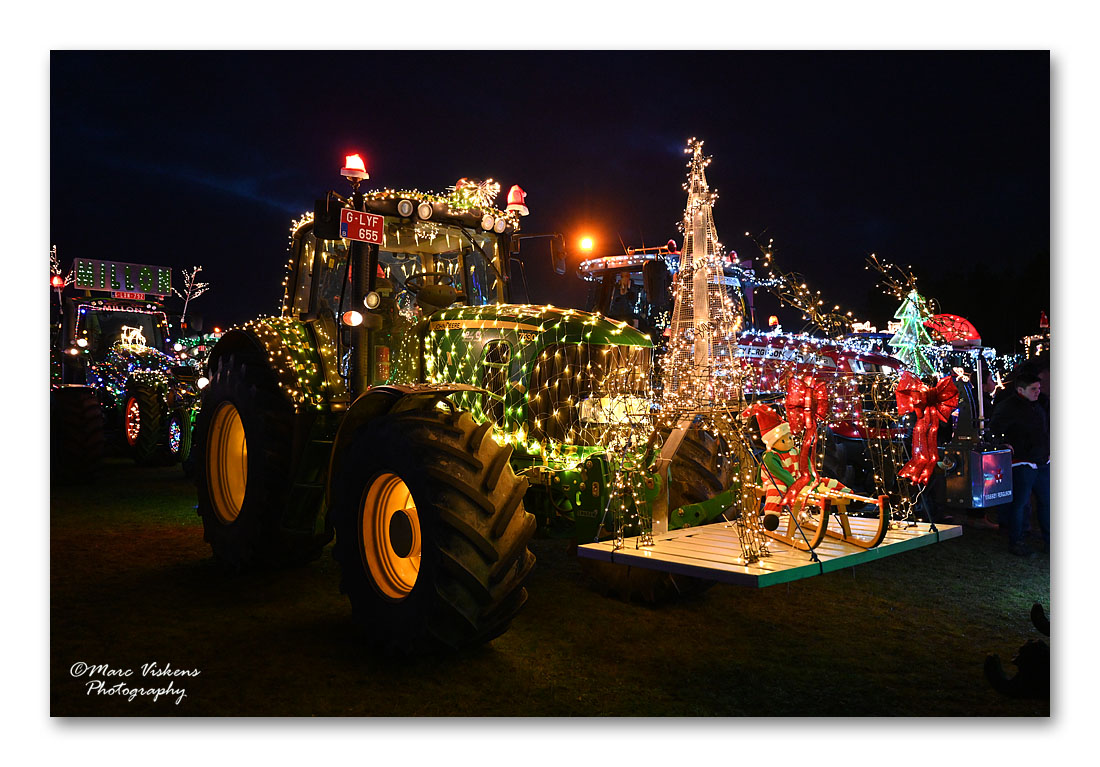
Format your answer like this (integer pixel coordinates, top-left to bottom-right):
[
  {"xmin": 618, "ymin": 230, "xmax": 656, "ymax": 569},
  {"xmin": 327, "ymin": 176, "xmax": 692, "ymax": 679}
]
[
  {"xmin": 578, "ymin": 245, "xmax": 675, "ymax": 341},
  {"xmin": 285, "ymin": 209, "xmax": 513, "ymax": 389},
  {"xmin": 70, "ymin": 299, "xmax": 170, "ymax": 361},
  {"xmin": 287, "ymin": 215, "xmax": 507, "ymax": 323}
]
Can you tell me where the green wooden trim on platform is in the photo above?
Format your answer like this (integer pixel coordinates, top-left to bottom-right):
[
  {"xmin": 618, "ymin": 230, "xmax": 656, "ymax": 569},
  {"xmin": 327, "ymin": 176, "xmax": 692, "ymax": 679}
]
[{"xmin": 576, "ymin": 518, "xmax": 962, "ymax": 589}]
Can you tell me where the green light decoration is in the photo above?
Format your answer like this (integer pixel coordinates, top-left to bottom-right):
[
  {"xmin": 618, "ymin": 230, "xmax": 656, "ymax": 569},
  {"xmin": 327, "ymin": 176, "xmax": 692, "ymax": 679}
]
[{"xmin": 888, "ymin": 289, "xmax": 937, "ymax": 377}]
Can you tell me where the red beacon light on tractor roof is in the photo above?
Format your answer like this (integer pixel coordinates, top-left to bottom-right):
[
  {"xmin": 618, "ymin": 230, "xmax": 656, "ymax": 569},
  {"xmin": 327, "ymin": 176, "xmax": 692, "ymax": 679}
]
[
  {"xmin": 51, "ymin": 274, "xmax": 65, "ymax": 289},
  {"xmin": 340, "ymin": 154, "xmax": 369, "ymax": 181}
]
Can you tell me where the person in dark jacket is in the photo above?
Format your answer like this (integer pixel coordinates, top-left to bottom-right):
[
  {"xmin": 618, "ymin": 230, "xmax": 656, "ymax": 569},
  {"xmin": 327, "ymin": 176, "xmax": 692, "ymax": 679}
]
[{"xmin": 989, "ymin": 372, "xmax": 1050, "ymax": 556}]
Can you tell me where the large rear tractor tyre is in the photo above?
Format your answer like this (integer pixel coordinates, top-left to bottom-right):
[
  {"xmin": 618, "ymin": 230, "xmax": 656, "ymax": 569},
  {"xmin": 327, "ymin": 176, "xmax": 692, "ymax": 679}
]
[
  {"xmin": 51, "ymin": 387, "xmax": 106, "ymax": 484},
  {"xmin": 331, "ymin": 409, "xmax": 536, "ymax": 653},
  {"xmin": 122, "ymin": 382, "xmax": 168, "ymax": 466},
  {"xmin": 580, "ymin": 426, "xmax": 730, "ymax": 603},
  {"xmin": 193, "ymin": 350, "xmax": 331, "ymax": 571},
  {"xmin": 666, "ymin": 426, "xmax": 734, "ymax": 509}
]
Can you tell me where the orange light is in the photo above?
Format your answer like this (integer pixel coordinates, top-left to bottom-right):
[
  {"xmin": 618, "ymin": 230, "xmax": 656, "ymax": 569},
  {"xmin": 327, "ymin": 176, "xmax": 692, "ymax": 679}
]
[
  {"xmin": 768, "ymin": 315, "xmax": 779, "ymax": 327},
  {"xmin": 579, "ymin": 237, "xmax": 594, "ymax": 252}
]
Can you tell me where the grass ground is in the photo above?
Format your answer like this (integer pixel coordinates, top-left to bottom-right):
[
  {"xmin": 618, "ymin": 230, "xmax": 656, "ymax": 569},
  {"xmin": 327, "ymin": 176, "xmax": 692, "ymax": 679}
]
[{"xmin": 51, "ymin": 458, "xmax": 1050, "ymax": 716}]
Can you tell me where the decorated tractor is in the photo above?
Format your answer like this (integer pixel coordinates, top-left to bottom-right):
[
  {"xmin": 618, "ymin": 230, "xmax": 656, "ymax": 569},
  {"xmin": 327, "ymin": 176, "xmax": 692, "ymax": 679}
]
[
  {"xmin": 194, "ymin": 146, "xmax": 966, "ymax": 654},
  {"xmin": 192, "ymin": 158, "xmax": 734, "ymax": 654},
  {"xmin": 52, "ymin": 259, "xmax": 202, "ymax": 471}
]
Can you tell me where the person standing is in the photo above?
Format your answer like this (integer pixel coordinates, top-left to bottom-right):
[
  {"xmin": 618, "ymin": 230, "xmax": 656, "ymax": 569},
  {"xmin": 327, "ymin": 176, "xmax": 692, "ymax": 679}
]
[{"xmin": 989, "ymin": 372, "xmax": 1050, "ymax": 556}]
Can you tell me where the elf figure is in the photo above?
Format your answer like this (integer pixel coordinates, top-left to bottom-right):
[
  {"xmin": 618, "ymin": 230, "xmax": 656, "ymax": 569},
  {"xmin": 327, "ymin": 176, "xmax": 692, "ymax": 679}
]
[
  {"xmin": 741, "ymin": 404, "xmax": 799, "ymax": 530},
  {"xmin": 741, "ymin": 403, "xmax": 854, "ymax": 531}
]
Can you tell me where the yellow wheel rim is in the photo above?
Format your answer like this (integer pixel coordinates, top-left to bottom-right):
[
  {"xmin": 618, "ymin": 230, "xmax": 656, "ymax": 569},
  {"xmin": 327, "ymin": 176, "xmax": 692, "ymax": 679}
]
[
  {"xmin": 360, "ymin": 473, "xmax": 422, "ymax": 601},
  {"xmin": 124, "ymin": 397, "xmax": 141, "ymax": 446},
  {"xmin": 207, "ymin": 401, "xmax": 247, "ymax": 524}
]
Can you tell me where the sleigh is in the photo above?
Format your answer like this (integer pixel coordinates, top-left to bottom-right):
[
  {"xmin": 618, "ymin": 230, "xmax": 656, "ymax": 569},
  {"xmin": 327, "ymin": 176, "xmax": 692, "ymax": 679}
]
[{"xmin": 761, "ymin": 484, "xmax": 891, "ymax": 551}]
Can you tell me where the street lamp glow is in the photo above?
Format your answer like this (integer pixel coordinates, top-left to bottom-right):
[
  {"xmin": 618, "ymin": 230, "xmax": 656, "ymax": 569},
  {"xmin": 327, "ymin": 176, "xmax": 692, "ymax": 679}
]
[{"xmin": 579, "ymin": 237, "xmax": 594, "ymax": 252}]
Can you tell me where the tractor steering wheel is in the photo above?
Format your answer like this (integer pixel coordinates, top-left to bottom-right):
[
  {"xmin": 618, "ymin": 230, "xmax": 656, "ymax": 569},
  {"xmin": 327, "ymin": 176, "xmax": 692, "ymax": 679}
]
[{"xmin": 404, "ymin": 271, "xmax": 455, "ymax": 294}]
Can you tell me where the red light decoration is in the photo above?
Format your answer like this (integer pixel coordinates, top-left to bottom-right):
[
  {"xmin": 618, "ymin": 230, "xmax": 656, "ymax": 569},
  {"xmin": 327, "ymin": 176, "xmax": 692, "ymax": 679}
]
[
  {"xmin": 923, "ymin": 313, "xmax": 981, "ymax": 345},
  {"xmin": 505, "ymin": 185, "xmax": 529, "ymax": 216},
  {"xmin": 51, "ymin": 274, "xmax": 65, "ymax": 289},
  {"xmin": 895, "ymin": 372, "xmax": 959, "ymax": 485},
  {"xmin": 781, "ymin": 375, "xmax": 830, "ymax": 505},
  {"xmin": 341, "ymin": 154, "xmax": 369, "ymax": 180}
]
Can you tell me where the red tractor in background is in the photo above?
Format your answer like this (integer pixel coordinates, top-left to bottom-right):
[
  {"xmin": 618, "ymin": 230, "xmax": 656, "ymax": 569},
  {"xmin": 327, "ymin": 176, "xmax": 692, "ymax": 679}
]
[{"xmin": 577, "ymin": 244, "xmax": 910, "ymax": 498}]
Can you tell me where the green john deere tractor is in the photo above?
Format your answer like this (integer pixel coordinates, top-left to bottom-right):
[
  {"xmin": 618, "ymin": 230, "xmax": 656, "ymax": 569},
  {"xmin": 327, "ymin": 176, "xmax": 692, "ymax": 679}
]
[{"xmin": 193, "ymin": 165, "xmax": 732, "ymax": 653}]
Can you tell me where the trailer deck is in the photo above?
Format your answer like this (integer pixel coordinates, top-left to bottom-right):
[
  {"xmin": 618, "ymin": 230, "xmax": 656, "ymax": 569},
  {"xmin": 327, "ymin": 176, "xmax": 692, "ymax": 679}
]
[{"xmin": 576, "ymin": 516, "xmax": 962, "ymax": 588}]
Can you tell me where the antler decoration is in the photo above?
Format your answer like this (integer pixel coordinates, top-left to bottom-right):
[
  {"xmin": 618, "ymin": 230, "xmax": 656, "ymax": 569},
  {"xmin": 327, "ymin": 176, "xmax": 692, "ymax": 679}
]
[
  {"xmin": 865, "ymin": 252, "xmax": 940, "ymax": 316},
  {"xmin": 747, "ymin": 232, "xmax": 861, "ymax": 337}
]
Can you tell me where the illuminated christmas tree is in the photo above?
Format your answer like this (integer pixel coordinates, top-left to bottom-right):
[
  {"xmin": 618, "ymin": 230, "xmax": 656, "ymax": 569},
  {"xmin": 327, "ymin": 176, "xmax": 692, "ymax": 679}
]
[
  {"xmin": 888, "ymin": 289, "xmax": 936, "ymax": 376},
  {"xmin": 662, "ymin": 138, "xmax": 743, "ymax": 406}
]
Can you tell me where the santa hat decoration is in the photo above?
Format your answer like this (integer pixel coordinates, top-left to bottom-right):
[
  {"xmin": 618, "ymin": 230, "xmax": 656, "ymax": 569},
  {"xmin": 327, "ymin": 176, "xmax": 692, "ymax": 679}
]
[
  {"xmin": 740, "ymin": 403, "xmax": 790, "ymax": 450},
  {"xmin": 506, "ymin": 185, "xmax": 529, "ymax": 216}
]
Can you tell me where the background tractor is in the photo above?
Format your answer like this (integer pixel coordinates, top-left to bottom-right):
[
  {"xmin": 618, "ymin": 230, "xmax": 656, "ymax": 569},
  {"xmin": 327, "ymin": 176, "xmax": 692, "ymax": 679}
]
[
  {"xmin": 192, "ymin": 159, "xmax": 731, "ymax": 654},
  {"xmin": 51, "ymin": 260, "xmax": 202, "ymax": 476},
  {"xmin": 577, "ymin": 243, "xmax": 915, "ymax": 503}
]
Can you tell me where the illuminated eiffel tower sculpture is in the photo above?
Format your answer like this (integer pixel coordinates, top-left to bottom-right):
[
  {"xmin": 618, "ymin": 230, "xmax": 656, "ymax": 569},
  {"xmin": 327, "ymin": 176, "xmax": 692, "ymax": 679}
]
[
  {"xmin": 650, "ymin": 138, "xmax": 766, "ymax": 561},
  {"xmin": 662, "ymin": 138, "xmax": 744, "ymax": 408}
]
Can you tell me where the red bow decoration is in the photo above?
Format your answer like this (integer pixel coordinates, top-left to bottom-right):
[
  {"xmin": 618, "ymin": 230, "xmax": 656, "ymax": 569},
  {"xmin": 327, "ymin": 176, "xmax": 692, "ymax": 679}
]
[
  {"xmin": 780, "ymin": 374, "xmax": 831, "ymax": 505},
  {"xmin": 895, "ymin": 372, "xmax": 958, "ymax": 485}
]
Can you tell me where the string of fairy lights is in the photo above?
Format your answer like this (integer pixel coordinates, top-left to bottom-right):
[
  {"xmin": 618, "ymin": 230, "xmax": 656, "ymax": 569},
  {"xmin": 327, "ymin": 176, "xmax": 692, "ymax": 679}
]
[{"xmin": 746, "ymin": 233, "xmax": 863, "ymax": 337}]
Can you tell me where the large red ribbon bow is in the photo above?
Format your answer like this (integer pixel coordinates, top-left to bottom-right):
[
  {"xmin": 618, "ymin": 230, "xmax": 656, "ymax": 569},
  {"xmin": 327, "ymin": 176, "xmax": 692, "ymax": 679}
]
[
  {"xmin": 781, "ymin": 374, "xmax": 831, "ymax": 505},
  {"xmin": 895, "ymin": 372, "xmax": 958, "ymax": 485}
]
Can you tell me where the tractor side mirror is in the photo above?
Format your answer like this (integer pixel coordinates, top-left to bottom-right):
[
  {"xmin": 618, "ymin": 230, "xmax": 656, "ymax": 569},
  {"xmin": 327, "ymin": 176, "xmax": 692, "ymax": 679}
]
[
  {"xmin": 550, "ymin": 237, "xmax": 567, "ymax": 276},
  {"xmin": 313, "ymin": 197, "xmax": 343, "ymax": 241}
]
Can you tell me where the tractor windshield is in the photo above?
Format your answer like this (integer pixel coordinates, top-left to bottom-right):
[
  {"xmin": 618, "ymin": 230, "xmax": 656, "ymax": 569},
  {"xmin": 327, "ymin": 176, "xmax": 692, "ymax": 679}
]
[
  {"xmin": 76, "ymin": 306, "xmax": 166, "ymax": 359},
  {"xmin": 290, "ymin": 218, "xmax": 505, "ymax": 321}
]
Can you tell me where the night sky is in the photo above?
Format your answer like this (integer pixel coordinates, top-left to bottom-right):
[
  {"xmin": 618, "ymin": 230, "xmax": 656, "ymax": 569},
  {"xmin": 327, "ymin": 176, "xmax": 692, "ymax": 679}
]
[{"xmin": 50, "ymin": 50, "xmax": 1048, "ymax": 352}]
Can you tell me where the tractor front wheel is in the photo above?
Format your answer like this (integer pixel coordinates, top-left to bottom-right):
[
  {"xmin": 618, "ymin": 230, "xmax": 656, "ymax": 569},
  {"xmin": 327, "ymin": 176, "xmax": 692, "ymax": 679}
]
[
  {"xmin": 122, "ymin": 382, "xmax": 168, "ymax": 466},
  {"xmin": 193, "ymin": 350, "xmax": 331, "ymax": 570},
  {"xmin": 331, "ymin": 408, "xmax": 536, "ymax": 653}
]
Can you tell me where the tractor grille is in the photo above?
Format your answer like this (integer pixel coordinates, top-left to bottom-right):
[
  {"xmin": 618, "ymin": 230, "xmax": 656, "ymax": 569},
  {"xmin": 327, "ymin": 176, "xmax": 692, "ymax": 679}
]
[{"xmin": 528, "ymin": 343, "xmax": 652, "ymax": 446}]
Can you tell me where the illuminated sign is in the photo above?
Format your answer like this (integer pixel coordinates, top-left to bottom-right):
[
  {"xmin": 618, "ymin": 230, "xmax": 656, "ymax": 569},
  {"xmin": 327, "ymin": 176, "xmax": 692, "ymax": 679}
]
[
  {"xmin": 736, "ymin": 344, "xmax": 837, "ymax": 368},
  {"xmin": 73, "ymin": 259, "xmax": 172, "ymax": 296}
]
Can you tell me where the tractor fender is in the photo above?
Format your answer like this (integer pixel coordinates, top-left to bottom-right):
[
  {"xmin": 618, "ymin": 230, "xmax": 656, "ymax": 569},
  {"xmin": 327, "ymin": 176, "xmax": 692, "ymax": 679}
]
[
  {"xmin": 206, "ymin": 320, "xmax": 339, "ymax": 410},
  {"xmin": 324, "ymin": 383, "xmax": 487, "ymax": 515},
  {"xmin": 125, "ymin": 370, "xmax": 171, "ymax": 401},
  {"xmin": 205, "ymin": 327, "xmax": 268, "ymax": 383}
]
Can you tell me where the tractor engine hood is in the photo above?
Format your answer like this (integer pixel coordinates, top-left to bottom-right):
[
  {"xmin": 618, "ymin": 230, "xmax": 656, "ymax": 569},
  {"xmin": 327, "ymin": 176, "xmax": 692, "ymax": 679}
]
[{"xmin": 427, "ymin": 304, "xmax": 653, "ymax": 349}]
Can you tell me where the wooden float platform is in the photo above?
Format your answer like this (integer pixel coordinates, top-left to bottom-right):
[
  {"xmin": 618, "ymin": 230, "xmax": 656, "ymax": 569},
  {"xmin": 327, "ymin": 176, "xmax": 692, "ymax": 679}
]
[{"xmin": 576, "ymin": 516, "xmax": 963, "ymax": 588}]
